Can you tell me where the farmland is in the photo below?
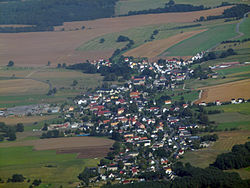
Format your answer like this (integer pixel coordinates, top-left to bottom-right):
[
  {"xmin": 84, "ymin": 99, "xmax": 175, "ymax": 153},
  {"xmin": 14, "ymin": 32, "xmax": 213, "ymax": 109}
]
[
  {"xmin": 0, "ymin": 137, "xmax": 114, "ymax": 187},
  {"xmin": 0, "ymin": 79, "xmax": 48, "ymax": 96},
  {"xmin": 124, "ymin": 29, "xmax": 206, "ymax": 59},
  {"xmin": 0, "ymin": 67, "xmax": 103, "ymax": 108},
  {"xmin": 196, "ymin": 79, "xmax": 250, "ymax": 103},
  {"xmin": 0, "ymin": 6, "xmax": 230, "ymax": 67},
  {"xmin": 0, "ymin": 146, "xmax": 100, "ymax": 188},
  {"xmin": 180, "ymin": 130, "xmax": 250, "ymax": 168},
  {"xmin": 164, "ymin": 22, "xmax": 237, "ymax": 56}
]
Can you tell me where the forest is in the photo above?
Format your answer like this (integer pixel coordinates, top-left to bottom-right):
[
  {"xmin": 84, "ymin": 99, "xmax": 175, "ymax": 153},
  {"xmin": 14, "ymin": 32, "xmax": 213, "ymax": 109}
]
[{"xmin": 0, "ymin": 0, "xmax": 118, "ymax": 28}]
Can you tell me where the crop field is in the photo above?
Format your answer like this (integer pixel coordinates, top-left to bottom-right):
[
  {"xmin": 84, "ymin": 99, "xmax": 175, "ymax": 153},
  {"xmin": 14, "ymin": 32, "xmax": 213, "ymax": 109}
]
[
  {"xmin": 124, "ymin": 29, "xmax": 206, "ymax": 59},
  {"xmin": 0, "ymin": 137, "xmax": 113, "ymax": 155},
  {"xmin": 180, "ymin": 130, "xmax": 250, "ymax": 168},
  {"xmin": 0, "ymin": 146, "xmax": 100, "ymax": 188},
  {"xmin": 0, "ymin": 115, "xmax": 57, "ymax": 126},
  {"xmin": 115, "ymin": 0, "xmax": 240, "ymax": 15},
  {"xmin": 164, "ymin": 22, "xmax": 237, "ymax": 56},
  {"xmin": 0, "ymin": 6, "xmax": 229, "ymax": 67},
  {"xmin": 207, "ymin": 102, "xmax": 250, "ymax": 115},
  {"xmin": 0, "ymin": 79, "xmax": 48, "ymax": 96},
  {"xmin": 196, "ymin": 79, "xmax": 250, "ymax": 103},
  {"xmin": 0, "ymin": 67, "xmax": 103, "ymax": 107}
]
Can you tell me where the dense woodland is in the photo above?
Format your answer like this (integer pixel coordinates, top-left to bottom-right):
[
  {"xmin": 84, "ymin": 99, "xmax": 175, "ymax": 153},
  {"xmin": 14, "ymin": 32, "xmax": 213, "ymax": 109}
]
[{"xmin": 0, "ymin": 0, "xmax": 118, "ymax": 30}]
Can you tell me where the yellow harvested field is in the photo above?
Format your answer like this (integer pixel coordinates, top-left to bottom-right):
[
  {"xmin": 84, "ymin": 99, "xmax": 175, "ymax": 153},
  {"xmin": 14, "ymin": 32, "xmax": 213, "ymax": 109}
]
[
  {"xmin": 0, "ymin": 115, "xmax": 57, "ymax": 126},
  {"xmin": 0, "ymin": 79, "xmax": 49, "ymax": 95},
  {"xmin": 197, "ymin": 79, "xmax": 250, "ymax": 103},
  {"xmin": 0, "ymin": 6, "xmax": 230, "ymax": 67},
  {"xmin": 124, "ymin": 29, "xmax": 206, "ymax": 58}
]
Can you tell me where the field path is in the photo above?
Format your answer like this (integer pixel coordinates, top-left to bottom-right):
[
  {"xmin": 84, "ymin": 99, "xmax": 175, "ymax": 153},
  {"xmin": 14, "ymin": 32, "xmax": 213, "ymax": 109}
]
[
  {"xmin": 209, "ymin": 11, "xmax": 250, "ymax": 51},
  {"xmin": 231, "ymin": 12, "xmax": 250, "ymax": 40}
]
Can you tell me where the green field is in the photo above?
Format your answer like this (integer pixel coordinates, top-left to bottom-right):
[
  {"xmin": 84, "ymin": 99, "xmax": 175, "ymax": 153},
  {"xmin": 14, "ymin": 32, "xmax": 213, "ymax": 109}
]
[
  {"xmin": 207, "ymin": 102, "xmax": 250, "ymax": 115},
  {"xmin": 115, "ymin": 0, "xmax": 243, "ymax": 15},
  {"xmin": 216, "ymin": 65, "xmax": 250, "ymax": 76},
  {"xmin": 207, "ymin": 103, "xmax": 250, "ymax": 130},
  {"xmin": 164, "ymin": 23, "xmax": 237, "ymax": 56},
  {"xmin": 239, "ymin": 16, "xmax": 250, "ymax": 40},
  {"xmin": 0, "ymin": 146, "xmax": 99, "ymax": 188}
]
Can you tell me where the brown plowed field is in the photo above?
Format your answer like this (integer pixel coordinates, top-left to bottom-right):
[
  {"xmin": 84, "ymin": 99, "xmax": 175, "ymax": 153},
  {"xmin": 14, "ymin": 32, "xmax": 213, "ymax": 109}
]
[
  {"xmin": 196, "ymin": 79, "xmax": 250, "ymax": 103},
  {"xmin": 0, "ymin": 6, "xmax": 230, "ymax": 67},
  {"xmin": 0, "ymin": 137, "xmax": 114, "ymax": 158},
  {"xmin": 124, "ymin": 29, "xmax": 206, "ymax": 58}
]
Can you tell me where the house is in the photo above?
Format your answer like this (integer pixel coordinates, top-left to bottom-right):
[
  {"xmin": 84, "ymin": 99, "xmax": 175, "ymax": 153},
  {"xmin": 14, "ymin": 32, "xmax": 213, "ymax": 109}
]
[
  {"xmin": 107, "ymin": 164, "xmax": 118, "ymax": 171},
  {"xmin": 118, "ymin": 108, "xmax": 125, "ymax": 115},
  {"xmin": 165, "ymin": 100, "xmax": 172, "ymax": 105}
]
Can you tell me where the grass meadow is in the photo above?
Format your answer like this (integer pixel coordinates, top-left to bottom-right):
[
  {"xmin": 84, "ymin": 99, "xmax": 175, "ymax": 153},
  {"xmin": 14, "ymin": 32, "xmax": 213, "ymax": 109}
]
[
  {"xmin": 0, "ymin": 146, "xmax": 99, "ymax": 188},
  {"xmin": 165, "ymin": 23, "xmax": 237, "ymax": 56}
]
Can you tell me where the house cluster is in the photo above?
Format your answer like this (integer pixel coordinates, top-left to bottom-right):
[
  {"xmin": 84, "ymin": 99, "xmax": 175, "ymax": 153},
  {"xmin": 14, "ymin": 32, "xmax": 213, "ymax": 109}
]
[{"xmin": 68, "ymin": 58, "xmax": 209, "ymax": 184}]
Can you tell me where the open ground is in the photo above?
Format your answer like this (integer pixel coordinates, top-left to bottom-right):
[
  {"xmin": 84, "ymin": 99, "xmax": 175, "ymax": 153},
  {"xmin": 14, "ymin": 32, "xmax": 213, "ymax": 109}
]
[{"xmin": 0, "ymin": 6, "xmax": 230, "ymax": 67}]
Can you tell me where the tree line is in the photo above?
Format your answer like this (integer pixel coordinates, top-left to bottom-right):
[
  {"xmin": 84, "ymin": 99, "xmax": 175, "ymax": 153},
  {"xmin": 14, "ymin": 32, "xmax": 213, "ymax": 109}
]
[
  {"xmin": 212, "ymin": 142, "xmax": 250, "ymax": 170},
  {"xmin": 0, "ymin": 122, "xmax": 24, "ymax": 141},
  {"xmin": 126, "ymin": 0, "xmax": 208, "ymax": 16},
  {"xmin": 198, "ymin": 4, "xmax": 250, "ymax": 21},
  {"xmin": 0, "ymin": 0, "xmax": 118, "ymax": 30}
]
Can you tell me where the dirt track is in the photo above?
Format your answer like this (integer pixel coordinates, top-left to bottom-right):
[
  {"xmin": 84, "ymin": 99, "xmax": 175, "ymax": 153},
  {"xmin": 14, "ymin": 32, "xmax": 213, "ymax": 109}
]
[{"xmin": 0, "ymin": 6, "xmax": 231, "ymax": 67}]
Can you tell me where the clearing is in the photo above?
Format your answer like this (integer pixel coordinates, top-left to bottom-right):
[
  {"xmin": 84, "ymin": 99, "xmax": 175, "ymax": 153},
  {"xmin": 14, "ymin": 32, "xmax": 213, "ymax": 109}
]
[{"xmin": 124, "ymin": 29, "xmax": 206, "ymax": 59}]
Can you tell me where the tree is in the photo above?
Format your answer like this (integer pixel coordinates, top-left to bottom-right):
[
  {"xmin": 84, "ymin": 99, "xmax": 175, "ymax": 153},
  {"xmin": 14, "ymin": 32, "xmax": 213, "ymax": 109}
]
[
  {"xmin": 72, "ymin": 80, "xmax": 78, "ymax": 86},
  {"xmin": 100, "ymin": 38, "xmax": 105, "ymax": 43},
  {"xmin": 7, "ymin": 60, "xmax": 14, "ymax": 67},
  {"xmin": 16, "ymin": 123, "xmax": 24, "ymax": 132},
  {"xmin": 8, "ymin": 131, "xmax": 16, "ymax": 141},
  {"xmin": 57, "ymin": 63, "xmax": 61, "ymax": 68},
  {"xmin": 47, "ymin": 61, "xmax": 51, "ymax": 66},
  {"xmin": 11, "ymin": 174, "xmax": 25, "ymax": 182},
  {"xmin": 32, "ymin": 179, "xmax": 42, "ymax": 186}
]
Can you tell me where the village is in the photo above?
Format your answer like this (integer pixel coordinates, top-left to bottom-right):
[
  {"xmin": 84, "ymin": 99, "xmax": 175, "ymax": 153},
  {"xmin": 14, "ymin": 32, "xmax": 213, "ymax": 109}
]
[{"xmin": 1, "ymin": 52, "xmax": 248, "ymax": 186}]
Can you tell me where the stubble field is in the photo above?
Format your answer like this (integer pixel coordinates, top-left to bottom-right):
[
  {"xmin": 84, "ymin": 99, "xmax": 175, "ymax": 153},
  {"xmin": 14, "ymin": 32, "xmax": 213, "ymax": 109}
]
[
  {"xmin": 0, "ymin": 6, "xmax": 230, "ymax": 67},
  {"xmin": 196, "ymin": 79, "xmax": 250, "ymax": 103}
]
